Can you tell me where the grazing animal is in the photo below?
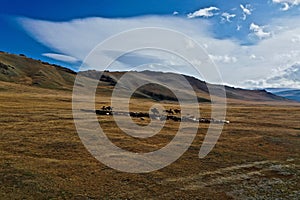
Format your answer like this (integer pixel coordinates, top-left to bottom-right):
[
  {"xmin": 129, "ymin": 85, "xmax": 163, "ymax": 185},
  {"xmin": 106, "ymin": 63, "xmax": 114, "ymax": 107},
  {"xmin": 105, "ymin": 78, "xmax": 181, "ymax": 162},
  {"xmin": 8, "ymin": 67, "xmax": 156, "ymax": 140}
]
[
  {"xmin": 101, "ymin": 106, "xmax": 113, "ymax": 111},
  {"xmin": 106, "ymin": 106, "xmax": 113, "ymax": 111},
  {"xmin": 174, "ymin": 109, "xmax": 181, "ymax": 114},
  {"xmin": 130, "ymin": 112, "xmax": 138, "ymax": 117},
  {"xmin": 96, "ymin": 110, "xmax": 112, "ymax": 115},
  {"xmin": 137, "ymin": 112, "xmax": 149, "ymax": 118},
  {"xmin": 151, "ymin": 108, "xmax": 160, "ymax": 115},
  {"xmin": 165, "ymin": 109, "xmax": 174, "ymax": 115},
  {"xmin": 200, "ymin": 118, "xmax": 211, "ymax": 123},
  {"xmin": 130, "ymin": 112, "xmax": 149, "ymax": 118},
  {"xmin": 182, "ymin": 116, "xmax": 197, "ymax": 122},
  {"xmin": 172, "ymin": 116, "xmax": 181, "ymax": 122},
  {"xmin": 166, "ymin": 115, "xmax": 181, "ymax": 122}
]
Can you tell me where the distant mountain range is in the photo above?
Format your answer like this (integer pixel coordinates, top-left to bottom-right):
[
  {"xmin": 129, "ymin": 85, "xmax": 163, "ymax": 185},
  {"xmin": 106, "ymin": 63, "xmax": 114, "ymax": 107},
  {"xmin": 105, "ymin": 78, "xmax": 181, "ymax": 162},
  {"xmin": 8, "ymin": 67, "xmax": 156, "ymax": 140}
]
[
  {"xmin": 0, "ymin": 51, "xmax": 295, "ymax": 103},
  {"xmin": 266, "ymin": 88, "xmax": 300, "ymax": 102}
]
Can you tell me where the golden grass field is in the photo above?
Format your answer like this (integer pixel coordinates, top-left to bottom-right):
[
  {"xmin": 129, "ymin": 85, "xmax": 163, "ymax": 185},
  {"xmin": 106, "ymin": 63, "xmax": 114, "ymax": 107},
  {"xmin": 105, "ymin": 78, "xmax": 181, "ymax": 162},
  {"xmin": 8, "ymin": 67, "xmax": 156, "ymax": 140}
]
[{"xmin": 1, "ymin": 81, "xmax": 300, "ymax": 199}]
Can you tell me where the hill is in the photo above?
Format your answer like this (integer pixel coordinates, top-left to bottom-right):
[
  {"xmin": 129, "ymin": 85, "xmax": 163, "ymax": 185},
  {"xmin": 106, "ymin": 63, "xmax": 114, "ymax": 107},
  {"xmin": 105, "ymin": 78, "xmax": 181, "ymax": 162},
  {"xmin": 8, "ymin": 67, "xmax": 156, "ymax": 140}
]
[
  {"xmin": 79, "ymin": 70, "xmax": 288, "ymax": 102},
  {"xmin": 0, "ymin": 52, "xmax": 76, "ymax": 90},
  {"xmin": 0, "ymin": 51, "xmax": 289, "ymax": 102}
]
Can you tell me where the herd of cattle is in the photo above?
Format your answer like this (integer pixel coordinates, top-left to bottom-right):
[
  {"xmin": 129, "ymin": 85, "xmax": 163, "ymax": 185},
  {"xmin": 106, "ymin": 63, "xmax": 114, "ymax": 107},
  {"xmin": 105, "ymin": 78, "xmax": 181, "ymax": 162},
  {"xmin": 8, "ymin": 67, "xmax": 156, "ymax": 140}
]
[{"xmin": 97, "ymin": 106, "xmax": 230, "ymax": 124}]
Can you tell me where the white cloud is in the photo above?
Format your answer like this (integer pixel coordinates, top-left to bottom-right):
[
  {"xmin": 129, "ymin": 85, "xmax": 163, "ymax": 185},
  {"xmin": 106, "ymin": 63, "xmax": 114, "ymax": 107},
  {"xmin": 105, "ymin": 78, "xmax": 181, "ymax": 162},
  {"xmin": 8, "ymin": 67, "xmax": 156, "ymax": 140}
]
[
  {"xmin": 42, "ymin": 53, "xmax": 79, "ymax": 63},
  {"xmin": 221, "ymin": 12, "xmax": 236, "ymax": 22},
  {"xmin": 18, "ymin": 16, "xmax": 211, "ymax": 61},
  {"xmin": 209, "ymin": 54, "xmax": 237, "ymax": 63},
  {"xmin": 17, "ymin": 15, "xmax": 300, "ymax": 88},
  {"xmin": 250, "ymin": 54, "xmax": 256, "ymax": 59},
  {"xmin": 291, "ymin": 35, "xmax": 300, "ymax": 43},
  {"xmin": 273, "ymin": 0, "xmax": 300, "ymax": 3},
  {"xmin": 244, "ymin": 64, "xmax": 300, "ymax": 88},
  {"xmin": 281, "ymin": 3, "xmax": 290, "ymax": 11},
  {"xmin": 249, "ymin": 23, "xmax": 271, "ymax": 39},
  {"xmin": 173, "ymin": 11, "xmax": 179, "ymax": 15},
  {"xmin": 272, "ymin": 0, "xmax": 300, "ymax": 11},
  {"xmin": 240, "ymin": 4, "xmax": 252, "ymax": 20},
  {"xmin": 187, "ymin": 7, "xmax": 219, "ymax": 18}
]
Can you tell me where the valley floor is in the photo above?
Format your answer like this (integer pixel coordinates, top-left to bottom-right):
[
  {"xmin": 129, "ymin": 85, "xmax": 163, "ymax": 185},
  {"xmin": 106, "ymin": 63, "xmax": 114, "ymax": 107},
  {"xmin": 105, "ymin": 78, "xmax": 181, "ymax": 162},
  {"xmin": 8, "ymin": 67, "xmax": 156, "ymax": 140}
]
[{"xmin": 0, "ymin": 82, "xmax": 300, "ymax": 199}]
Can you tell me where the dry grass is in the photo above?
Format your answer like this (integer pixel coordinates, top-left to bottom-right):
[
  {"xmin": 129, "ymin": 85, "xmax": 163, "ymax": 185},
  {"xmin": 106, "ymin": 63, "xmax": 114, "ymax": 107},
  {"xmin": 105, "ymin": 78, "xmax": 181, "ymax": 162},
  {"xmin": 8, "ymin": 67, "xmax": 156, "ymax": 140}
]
[{"xmin": 0, "ymin": 81, "xmax": 300, "ymax": 199}]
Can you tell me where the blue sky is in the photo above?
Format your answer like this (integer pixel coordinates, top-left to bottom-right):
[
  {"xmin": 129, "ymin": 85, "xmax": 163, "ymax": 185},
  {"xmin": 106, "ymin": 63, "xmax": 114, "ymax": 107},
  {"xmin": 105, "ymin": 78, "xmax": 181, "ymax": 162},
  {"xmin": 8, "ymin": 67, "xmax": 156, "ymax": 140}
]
[{"xmin": 1, "ymin": 0, "xmax": 300, "ymax": 88}]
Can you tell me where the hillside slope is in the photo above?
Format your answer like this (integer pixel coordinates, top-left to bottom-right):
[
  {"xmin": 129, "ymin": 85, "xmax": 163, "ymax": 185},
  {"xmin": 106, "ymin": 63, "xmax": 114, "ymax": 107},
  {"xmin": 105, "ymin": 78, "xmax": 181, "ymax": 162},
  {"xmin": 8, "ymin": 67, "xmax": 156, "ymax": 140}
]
[
  {"xmin": 79, "ymin": 70, "xmax": 288, "ymax": 102},
  {"xmin": 0, "ymin": 52, "xmax": 76, "ymax": 90},
  {"xmin": 0, "ymin": 51, "xmax": 290, "ymax": 102}
]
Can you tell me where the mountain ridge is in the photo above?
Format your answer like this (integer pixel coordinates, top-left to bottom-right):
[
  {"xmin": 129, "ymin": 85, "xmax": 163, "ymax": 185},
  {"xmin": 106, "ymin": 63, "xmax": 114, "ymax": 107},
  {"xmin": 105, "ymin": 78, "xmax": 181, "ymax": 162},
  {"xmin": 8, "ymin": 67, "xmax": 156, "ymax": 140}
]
[
  {"xmin": 266, "ymin": 88, "xmax": 300, "ymax": 102},
  {"xmin": 0, "ymin": 51, "xmax": 292, "ymax": 103},
  {"xmin": 79, "ymin": 69, "xmax": 287, "ymax": 102}
]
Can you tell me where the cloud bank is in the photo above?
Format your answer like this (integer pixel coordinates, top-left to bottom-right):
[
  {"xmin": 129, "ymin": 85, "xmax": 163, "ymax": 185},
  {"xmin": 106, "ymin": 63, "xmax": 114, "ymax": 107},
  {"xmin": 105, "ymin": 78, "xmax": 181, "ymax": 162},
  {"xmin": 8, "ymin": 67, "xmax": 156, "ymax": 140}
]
[
  {"xmin": 17, "ymin": 15, "xmax": 300, "ymax": 88},
  {"xmin": 42, "ymin": 53, "xmax": 79, "ymax": 63},
  {"xmin": 244, "ymin": 64, "xmax": 300, "ymax": 88}
]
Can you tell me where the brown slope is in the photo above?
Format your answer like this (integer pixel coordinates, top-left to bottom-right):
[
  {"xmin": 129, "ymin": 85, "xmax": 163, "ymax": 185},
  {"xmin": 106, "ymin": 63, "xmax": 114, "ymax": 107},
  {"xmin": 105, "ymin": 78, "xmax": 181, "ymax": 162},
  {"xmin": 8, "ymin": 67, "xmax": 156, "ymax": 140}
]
[
  {"xmin": 0, "ymin": 52, "xmax": 290, "ymax": 102},
  {"xmin": 79, "ymin": 70, "xmax": 288, "ymax": 102},
  {"xmin": 0, "ymin": 52, "xmax": 76, "ymax": 90}
]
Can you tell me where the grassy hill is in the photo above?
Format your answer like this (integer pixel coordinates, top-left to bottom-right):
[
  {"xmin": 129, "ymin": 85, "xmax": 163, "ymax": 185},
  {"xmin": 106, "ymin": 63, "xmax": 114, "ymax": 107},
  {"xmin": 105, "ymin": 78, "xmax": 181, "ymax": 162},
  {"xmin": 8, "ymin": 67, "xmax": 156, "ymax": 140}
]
[
  {"xmin": 0, "ymin": 51, "xmax": 290, "ymax": 102},
  {"xmin": 79, "ymin": 70, "xmax": 288, "ymax": 102},
  {"xmin": 0, "ymin": 52, "xmax": 76, "ymax": 90}
]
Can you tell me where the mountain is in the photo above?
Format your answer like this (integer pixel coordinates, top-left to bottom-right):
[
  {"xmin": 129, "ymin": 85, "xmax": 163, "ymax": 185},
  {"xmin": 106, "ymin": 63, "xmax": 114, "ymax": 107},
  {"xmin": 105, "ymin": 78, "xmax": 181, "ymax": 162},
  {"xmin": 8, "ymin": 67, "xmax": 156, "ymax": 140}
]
[
  {"xmin": 266, "ymin": 88, "xmax": 300, "ymax": 102},
  {"xmin": 0, "ymin": 51, "xmax": 291, "ymax": 102},
  {"xmin": 79, "ymin": 70, "xmax": 288, "ymax": 102}
]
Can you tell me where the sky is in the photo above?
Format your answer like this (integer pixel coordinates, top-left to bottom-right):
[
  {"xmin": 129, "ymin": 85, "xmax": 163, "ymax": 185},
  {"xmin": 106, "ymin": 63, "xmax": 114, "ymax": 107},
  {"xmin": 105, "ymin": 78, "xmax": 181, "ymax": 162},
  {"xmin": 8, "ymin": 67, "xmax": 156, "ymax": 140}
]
[{"xmin": 1, "ymin": 0, "xmax": 300, "ymax": 88}]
